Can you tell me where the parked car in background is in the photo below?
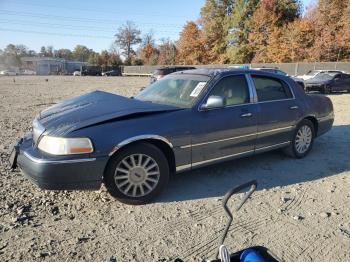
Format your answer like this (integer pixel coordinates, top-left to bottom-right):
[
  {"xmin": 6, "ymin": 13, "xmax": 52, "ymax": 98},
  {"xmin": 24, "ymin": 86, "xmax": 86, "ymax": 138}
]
[
  {"xmin": 81, "ymin": 66, "xmax": 102, "ymax": 76},
  {"xmin": 150, "ymin": 66, "xmax": 196, "ymax": 83},
  {"xmin": 11, "ymin": 68, "xmax": 334, "ymax": 204},
  {"xmin": 251, "ymin": 67, "xmax": 305, "ymax": 89},
  {"xmin": 305, "ymin": 72, "xmax": 350, "ymax": 93},
  {"xmin": 298, "ymin": 70, "xmax": 345, "ymax": 80},
  {"xmin": 20, "ymin": 69, "xmax": 36, "ymax": 75},
  {"xmin": 102, "ymin": 70, "xmax": 120, "ymax": 76},
  {"xmin": 73, "ymin": 71, "xmax": 82, "ymax": 76},
  {"xmin": 0, "ymin": 69, "xmax": 18, "ymax": 76}
]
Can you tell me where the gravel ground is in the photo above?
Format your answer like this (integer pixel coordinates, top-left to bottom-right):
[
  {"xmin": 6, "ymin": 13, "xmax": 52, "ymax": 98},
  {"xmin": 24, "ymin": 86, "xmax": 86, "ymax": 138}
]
[{"xmin": 0, "ymin": 76, "xmax": 349, "ymax": 262}]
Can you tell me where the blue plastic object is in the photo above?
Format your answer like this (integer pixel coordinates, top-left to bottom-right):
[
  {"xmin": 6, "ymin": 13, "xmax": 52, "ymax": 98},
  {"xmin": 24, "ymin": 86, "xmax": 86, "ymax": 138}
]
[{"xmin": 240, "ymin": 248, "xmax": 265, "ymax": 262}]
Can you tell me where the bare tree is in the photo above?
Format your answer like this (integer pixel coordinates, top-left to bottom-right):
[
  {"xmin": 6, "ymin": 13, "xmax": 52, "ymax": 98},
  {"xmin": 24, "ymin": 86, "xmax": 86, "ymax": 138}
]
[
  {"xmin": 142, "ymin": 30, "xmax": 155, "ymax": 46},
  {"xmin": 114, "ymin": 21, "xmax": 141, "ymax": 64}
]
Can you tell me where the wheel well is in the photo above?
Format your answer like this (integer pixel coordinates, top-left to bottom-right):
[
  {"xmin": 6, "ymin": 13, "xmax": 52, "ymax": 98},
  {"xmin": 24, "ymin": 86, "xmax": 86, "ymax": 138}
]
[
  {"xmin": 304, "ymin": 116, "xmax": 318, "ymax": 136},
  {"xmin": 105, "ymin": 139, "xmax": 176, "ymax": 177}
]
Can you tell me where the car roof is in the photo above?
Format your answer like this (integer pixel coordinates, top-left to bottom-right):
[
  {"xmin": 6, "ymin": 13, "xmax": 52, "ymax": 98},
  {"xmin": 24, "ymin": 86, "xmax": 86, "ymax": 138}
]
[{"xmin": 172, "ymin": 68, "xmax": 285, "ymax": 78}]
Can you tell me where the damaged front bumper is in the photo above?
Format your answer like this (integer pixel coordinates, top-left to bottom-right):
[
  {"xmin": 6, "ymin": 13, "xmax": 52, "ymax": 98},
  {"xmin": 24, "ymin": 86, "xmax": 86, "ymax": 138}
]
[{"xmin": 10, "ymin": 134, "xmax": 107, "ymax": 190}]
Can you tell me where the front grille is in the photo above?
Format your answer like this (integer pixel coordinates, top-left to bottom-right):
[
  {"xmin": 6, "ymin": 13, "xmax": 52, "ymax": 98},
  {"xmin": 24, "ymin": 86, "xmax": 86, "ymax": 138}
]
[{"xmin": 32, "ymin": 119, "xmax": 45, "ymax": 145}]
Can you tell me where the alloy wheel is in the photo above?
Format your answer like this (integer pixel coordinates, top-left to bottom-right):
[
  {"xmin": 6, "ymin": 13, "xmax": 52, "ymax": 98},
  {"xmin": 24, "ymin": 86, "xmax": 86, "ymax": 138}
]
[
  {"xmin": 295, "ymin": 125, "xmax": 312, "ymax": 154},
  {"xmin": 114, "ymin": 154, "xmax": 160, "ymax": 198}
]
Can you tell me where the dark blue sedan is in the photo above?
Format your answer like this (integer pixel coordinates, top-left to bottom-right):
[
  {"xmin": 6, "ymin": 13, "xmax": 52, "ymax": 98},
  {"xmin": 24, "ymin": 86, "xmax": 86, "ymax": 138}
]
[{"xmin": 10, "ymin": 69, "xmax": 334, "ymax": 204}]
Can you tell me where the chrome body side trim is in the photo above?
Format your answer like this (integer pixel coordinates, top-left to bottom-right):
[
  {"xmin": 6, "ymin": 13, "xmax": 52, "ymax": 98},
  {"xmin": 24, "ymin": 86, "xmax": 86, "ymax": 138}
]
[
  {"xmin": 109, "ymin": 134, "xmax": 174, "ymax": 156},
  {"xmin": 191, "ymin": 149, "xmax": 255, "ymax": 168},
  {"xmin": 176, "ymin": 163, "xmax": 192, "ymax": 172},
  {"xmin": 180, "ymin": 132, "xmax": 256, "ymax": 149},
  {"xmin": 257, "ymin": 126, "xmax": 294, "ymax": 135},
  {"xmin": 255, "ymin": 141, "xmax": 291, "ymax": 152},
  {"xmin": 180, "ymin": 126, "xmax": 294, "ymax": 149},
  {"xmin": 23, "ymin": 151, "xmax": 96, "ymax": 164},
  {"xmin": 176, "ymin": 141, "xmax": 291, "ymax": 172}
]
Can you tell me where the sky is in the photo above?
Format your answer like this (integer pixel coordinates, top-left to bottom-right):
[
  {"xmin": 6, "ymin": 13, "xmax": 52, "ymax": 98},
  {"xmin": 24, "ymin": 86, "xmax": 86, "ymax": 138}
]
[{"xmin": 0, "ymin": 0, "xmax": 315, "ymax": 53}]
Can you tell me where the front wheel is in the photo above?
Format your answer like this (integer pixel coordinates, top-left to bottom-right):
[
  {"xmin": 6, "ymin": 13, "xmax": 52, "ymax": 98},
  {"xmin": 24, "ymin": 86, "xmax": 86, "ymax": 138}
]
[
  {"xmin": 321, "ymin": 85, "xmax": 331, "ymax": 94},
  {"xmin": 104, "ymin": 142, "xmax": 169, "ymax": 205},
  {"xmin": 283, "ymin": 119, "xmax": 315, "ymax": 158}
]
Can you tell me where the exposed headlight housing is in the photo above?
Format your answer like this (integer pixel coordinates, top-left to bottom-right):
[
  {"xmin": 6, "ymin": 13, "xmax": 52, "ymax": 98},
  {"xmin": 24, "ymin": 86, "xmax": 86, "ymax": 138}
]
[{"xmin": 38, "ymin": 136, "xmax": 93, "ymax": 155}]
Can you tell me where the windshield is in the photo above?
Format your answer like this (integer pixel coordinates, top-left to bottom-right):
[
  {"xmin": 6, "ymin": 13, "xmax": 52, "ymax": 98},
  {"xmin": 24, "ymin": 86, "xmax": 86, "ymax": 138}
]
[
  {"xmin": 306, "ymin": 70, "xmax": 319, "ymax": 76},
  {"xmin": 135, "ymin": 75, "xmax": 210, "ymax": 108},
  {"xmin": 312, "ymin": 73, "xmax": 338, "ymax": 80}
]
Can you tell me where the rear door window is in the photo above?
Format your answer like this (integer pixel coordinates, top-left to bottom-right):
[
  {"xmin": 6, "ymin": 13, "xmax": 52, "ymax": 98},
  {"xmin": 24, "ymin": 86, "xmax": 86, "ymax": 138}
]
[{"xmin": 251, "ymin": 75, "xmax": 293, "ymax": 102}]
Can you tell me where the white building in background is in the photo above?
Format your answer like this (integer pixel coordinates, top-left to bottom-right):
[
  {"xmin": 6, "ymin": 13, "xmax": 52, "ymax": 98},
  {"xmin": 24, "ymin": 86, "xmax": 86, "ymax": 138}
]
[{"xmin": 21, "ymin": 57, "xmax": 86, "ymax": 75}]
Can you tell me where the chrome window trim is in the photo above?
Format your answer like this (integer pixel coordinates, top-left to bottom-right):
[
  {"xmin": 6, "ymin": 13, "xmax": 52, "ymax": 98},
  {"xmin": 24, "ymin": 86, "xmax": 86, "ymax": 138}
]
[
  {"xmin": 197, "ymin": 73, "xmax": 254, "ymax": 112},
  {"xmin": 179, "ymin": 125, "xmax": 294, "ymax": 149},
  {"xmin": 176, "ymin": 141, "xmax": 291, "ymax": 172},
  {"xmin": 109, "ymin": 134, "xmax": 173, "ymax": 156},
  {"xmin": 247, "ymin": 74, "xmax": 296, "ymax": 103},
  {"xmin": 23, "ymin": 151, "xmax": 96, "ymax": 164}
]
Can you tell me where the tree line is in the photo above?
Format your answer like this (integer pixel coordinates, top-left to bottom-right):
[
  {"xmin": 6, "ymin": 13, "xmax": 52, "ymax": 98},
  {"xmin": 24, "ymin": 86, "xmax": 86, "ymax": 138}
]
[
  {"xmin": 1, "ymin": 0, "xmax": 349, "ymax": 68},
  {"xmin": 142, "ymin": 0, "xmax": 350, "ymax": 65}
]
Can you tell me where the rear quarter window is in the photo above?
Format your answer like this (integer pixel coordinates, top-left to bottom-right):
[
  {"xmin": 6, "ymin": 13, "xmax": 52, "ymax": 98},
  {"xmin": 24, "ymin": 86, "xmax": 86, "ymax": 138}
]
[{"xmin": 252, "ymin": 75, "xmax": 293, "ymax": 102}]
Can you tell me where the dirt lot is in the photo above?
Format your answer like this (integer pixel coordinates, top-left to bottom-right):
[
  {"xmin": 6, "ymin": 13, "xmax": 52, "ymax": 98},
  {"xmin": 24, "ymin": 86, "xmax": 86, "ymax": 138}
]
[{"xmin": 0, "ymin": 76, "xmax": 349, "ymax": 262}]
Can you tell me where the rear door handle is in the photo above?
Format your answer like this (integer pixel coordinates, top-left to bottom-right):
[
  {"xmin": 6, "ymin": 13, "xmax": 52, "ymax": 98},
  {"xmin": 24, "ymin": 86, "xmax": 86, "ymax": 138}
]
[
  {"xmin": 241, "ymin": 113, "xmax": 252, "ymax": 118},
  {"xmin": 289, "ymin": 106, "xmax": 299, "ymax": 110}
]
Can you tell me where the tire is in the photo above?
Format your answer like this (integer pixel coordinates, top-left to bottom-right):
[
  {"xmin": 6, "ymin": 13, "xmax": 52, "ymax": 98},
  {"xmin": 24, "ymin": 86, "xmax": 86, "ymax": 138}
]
[
  {"xmin": 104, "ymin": 142, "xmax": 169, "ymax": 205},
  {"xmin": 321, "ymin": 85, "xmax": 331, "ymax": 94},
  {"xmin": 283, "ymin": 119, "xmax": 315, "ymax": 159}
]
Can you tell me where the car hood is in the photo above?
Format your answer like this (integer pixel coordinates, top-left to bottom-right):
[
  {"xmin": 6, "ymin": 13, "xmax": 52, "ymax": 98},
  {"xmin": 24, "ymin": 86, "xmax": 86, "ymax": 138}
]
[{"xmin": 36, "ymin": 90, "xmax": 179, "ymax": 136}]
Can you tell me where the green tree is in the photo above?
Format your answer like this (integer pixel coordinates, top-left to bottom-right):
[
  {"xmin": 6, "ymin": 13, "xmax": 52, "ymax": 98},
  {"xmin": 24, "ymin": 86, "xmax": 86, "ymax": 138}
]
[
  {"xmin": 158, "ymin": 39, "xmax": 177, "ymax": 65},
  {"xmin": 226, "ymin": 0, "xmax": 259, "ymax": 63},
  {"xmin": 87, "ymin": 53, "xmax": 101, "ymax": 66},
  {"xmin": 200, "ymin": 0, "xmax": 234, "ymax": 63},
  {"xmin": 72, "ymin": 45, "xmax": 94, "ymax": 62},
  {"xmin": 54, "ymin": 49, "xmax": 73, "ymax": 60}
]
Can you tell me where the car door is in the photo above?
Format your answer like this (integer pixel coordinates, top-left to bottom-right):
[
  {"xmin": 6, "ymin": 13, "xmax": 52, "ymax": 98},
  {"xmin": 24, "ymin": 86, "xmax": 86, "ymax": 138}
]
[
  {"xmin": 249, "ymin": 74, "xmax": 299, "ymax": 150},
  {"xmin": 190, "ymin": 74, "xmax": 258, "ymax": 166}
]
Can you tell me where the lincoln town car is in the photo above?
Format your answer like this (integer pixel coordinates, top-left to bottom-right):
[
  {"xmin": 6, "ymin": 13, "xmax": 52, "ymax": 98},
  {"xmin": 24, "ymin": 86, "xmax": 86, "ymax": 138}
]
[{"xmin": 10, "ymin": 69, "xmax": 334, "ymax": 204}]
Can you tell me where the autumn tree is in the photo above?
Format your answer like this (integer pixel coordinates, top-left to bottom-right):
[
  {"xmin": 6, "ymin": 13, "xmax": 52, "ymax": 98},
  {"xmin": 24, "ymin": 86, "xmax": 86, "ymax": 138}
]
[
  {"xmin": 114, "ymin": 21, "xmax": 141, "ymax": 65},
  {"xmin": 176, "ymin": 21, "xmax": 208, "ymax": 65},
  {"xmin": 337, "ymin": 0, "xmax": 350, "ymax": 60},
  {"xmin": 248, "ymin": 0, "xmax": 301, "ymax": 62},
  {"xmin": 140, "ymin": 32, "xmax": 159, "ymax": 65},
  {"xmin": 310, "ymin": 0, "xmax": 350, "ymax": 61}
]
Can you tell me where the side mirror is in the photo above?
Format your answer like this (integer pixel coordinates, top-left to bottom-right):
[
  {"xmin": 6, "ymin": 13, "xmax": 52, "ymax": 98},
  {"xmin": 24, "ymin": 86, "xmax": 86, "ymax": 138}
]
[{"xmin": 201, "ymin": 96, "xmax": 225, "ymax": 110}]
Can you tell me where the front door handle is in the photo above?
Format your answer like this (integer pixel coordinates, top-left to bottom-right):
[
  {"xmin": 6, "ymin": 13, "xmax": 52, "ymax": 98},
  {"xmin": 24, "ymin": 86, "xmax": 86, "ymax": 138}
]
[
  {"xmin": 241, "ymin": 113, "xmax": 252, "ymax": 118},
  {"xmin": 289, "ymin": 106, "xmax": 299, "ymax": 110}
]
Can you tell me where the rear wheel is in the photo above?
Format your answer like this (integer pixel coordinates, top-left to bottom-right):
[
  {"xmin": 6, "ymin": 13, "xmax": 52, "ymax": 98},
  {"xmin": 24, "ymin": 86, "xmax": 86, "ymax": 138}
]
[
  {"xmin": 283, "ymin": 119, "xmax": 315, "ymax": 158},
  {"xmin": 104, "ymin": 142, "xmax": 169, "ymax": 205}
]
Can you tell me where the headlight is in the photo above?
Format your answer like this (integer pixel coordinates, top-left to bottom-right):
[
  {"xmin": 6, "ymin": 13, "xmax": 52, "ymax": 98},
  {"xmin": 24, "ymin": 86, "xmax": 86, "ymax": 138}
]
[{"xmin": 38, "ymin": 136, "xmax": 93, "ymax": 155}]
